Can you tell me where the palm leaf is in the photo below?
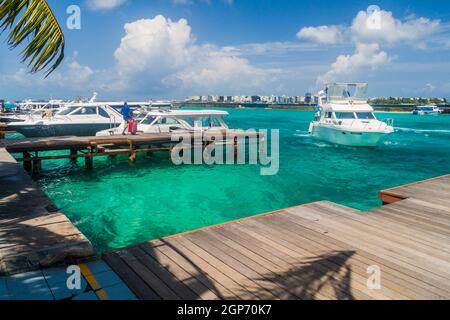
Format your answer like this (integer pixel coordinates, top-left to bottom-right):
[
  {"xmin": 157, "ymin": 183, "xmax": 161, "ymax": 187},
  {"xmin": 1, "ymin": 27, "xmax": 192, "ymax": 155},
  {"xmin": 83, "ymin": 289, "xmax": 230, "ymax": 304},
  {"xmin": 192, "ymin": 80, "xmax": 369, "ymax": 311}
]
[{"xmin": 0, "ymin": 0, "xmax": 65, "ymax": 77}]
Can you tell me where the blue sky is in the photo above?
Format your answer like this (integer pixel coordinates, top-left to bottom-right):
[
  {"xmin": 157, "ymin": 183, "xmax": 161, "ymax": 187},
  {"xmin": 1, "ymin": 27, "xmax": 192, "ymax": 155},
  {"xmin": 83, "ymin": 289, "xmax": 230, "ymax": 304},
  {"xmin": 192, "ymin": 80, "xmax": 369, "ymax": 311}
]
[{"xmin": 1, "ymin": 0, "xmax": 449, "ymax": 100}]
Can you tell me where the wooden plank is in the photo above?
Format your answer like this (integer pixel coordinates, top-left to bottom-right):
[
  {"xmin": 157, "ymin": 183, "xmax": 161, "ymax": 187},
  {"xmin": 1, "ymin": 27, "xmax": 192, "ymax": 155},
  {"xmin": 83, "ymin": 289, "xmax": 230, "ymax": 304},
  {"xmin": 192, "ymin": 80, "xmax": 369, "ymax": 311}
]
[
  {"xmin": 129, "ymin": 246, "xmax": 199, "ymax": 300},
  {"xmin": 103, "ymin": 252, "xmax": 160, "ymax": 300},
  {"xmin": 138, "ymin": 243, "xmax": 220, "ymax": 300},
  {"xmin": 207, "ymin": 228, "xmax": 334, "ymax": 300},
  {"xmin": 277, "ymin": 210, "xmax": 450, "ymax": 297},
  {"xmin": 305, "ymin": 203, "xmax": 450, "ymax": 259},
  {"xmin": 250, "ymin": 215, "xmax": 434, "ymax": 299},
  {"xmin": 188, "ymin": 231, "xmax": 290, "ymax": 299},
  {"xmin": 166, "ymin": 237, "xmax": 257, "ymax": 299},
  {"xmin": 285, "ymin": 208, "xmax": 450, "ymax": 287},
  {"xmin": 173, "ymin": 236, "xmax": 271, "ymax": 299},
  {"xmin": 287, "ymin": 206, "xmax": 450, "ymax": 277},
  {"xmin": 115, "ymin": 248, "xmax": 181, "ymax": 300},
  {"xmin": 315, "ymin": 201, "xmax": 450, "ymax": 251},
  {"xmin": 236, "ymin": 219, "xmax": 384, "ymax": 300},
  {"xmin": 144, "ymin": 240, "xmax": 236, "ymax": 299}
]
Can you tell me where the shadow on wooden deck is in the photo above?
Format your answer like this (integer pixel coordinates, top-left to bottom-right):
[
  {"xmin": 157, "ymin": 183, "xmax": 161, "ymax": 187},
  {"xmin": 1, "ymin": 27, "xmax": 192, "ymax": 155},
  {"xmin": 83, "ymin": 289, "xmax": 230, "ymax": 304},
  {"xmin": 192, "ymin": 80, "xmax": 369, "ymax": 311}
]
[
  {"xmin": 246, "ymin": 251, "xmax": 356, "ymax": 300},
  {"xmin": 0, "ymin": 148, "xmax": 95, "ymax": 276}
]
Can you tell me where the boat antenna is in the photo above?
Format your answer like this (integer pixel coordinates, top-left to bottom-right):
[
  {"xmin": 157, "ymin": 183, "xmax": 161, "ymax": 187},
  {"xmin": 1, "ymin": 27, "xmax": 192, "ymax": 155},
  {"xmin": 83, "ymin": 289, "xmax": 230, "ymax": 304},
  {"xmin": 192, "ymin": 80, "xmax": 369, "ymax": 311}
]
[{"xmin": 89, "ymin": 92, "xmax": 98, "ymax": 103}]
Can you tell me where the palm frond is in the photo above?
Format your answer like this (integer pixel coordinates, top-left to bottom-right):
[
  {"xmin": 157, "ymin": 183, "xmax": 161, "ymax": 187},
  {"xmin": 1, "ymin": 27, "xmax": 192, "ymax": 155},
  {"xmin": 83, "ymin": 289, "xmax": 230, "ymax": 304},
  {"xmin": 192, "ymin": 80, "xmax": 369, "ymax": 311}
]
[{"xmin": 0, "ymin": 0, "xmax": 65, "ymax": 77}]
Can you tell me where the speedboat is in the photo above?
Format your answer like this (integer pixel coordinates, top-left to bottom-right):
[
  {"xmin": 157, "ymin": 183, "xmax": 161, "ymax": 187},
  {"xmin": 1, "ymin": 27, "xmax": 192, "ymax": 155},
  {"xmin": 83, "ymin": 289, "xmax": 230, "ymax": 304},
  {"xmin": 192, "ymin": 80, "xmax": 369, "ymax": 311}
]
[
  {"xmin": 308, "ymin": 83, "xmax": 394, "ymax": 147},
  {"xmin": 96, "ymin": 110, "xmax": 229, "ymax": 136},
  {"xmin": 412, "ymin": 105, "xmax": 442, "ymax": 115},
  {"xmin": 0, "ymin": 100, "xmax": 68, "ymax": 123},
  {"xmin": 6, "ymin": 102, "xmax": 127, "ymax": 137}
]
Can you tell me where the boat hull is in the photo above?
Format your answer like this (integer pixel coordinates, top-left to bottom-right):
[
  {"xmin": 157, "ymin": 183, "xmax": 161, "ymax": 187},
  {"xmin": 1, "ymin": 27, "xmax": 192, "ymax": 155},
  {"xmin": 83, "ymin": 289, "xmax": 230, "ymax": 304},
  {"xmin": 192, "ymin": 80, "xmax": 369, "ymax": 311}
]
[
  {"xmin": 310, "ymin": 125, "xmax": 390, "ymax": 147},
  {"xmin": 7, "ymin": 123, "xmax": 119, "ymax": 138}
]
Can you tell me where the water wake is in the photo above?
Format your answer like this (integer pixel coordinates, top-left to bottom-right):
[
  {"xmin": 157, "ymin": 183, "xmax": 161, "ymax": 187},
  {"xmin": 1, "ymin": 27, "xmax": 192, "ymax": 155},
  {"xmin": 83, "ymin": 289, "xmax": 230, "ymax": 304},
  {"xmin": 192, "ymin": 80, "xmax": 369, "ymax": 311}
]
[{"xmin": 395, "ymin": 127, "xmax": 450, "ymax": 134}]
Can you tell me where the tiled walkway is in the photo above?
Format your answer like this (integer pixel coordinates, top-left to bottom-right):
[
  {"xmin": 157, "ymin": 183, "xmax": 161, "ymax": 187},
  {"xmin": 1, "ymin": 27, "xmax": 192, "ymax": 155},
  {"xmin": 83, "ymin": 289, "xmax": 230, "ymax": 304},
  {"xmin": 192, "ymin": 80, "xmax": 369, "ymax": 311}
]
[{"xmin": 0, "ymin": 260, "xmax": 136, "ymax": 300}]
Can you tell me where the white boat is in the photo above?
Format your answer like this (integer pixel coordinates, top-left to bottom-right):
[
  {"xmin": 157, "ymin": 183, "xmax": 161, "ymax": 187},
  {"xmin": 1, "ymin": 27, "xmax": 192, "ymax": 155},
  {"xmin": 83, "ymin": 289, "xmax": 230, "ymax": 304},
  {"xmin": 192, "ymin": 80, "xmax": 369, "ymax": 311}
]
[
  {"xmin": 144, "ymin": 100, "xmax": 176, "ymax": 111},
  {"xmin": 96, "ymin": 110, "xmax": 229, "ymax": 136},
  {"xmin": 412, "ymin": 105, "xmax": 442, "ymax": 115},
  {"xmin": 7, "ymin": 102, "xmax": 148, "ymax": 137},
  {"xmin": 308, "ymin": 83, "xmax": 394, "ymax": 147},
  {"xmin": 0, "ymin": 100, "xmax": 69, "ymax": 123}
]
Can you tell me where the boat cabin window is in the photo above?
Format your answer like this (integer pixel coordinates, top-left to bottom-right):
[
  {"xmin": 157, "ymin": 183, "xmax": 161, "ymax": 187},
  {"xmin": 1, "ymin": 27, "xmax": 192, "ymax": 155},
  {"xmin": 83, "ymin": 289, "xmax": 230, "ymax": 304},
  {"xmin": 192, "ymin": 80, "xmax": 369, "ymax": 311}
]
[
  {"xmin": 57, "ymin": 107, "xmax": 78, "ymax": 115},
  {"xmin": 356, "ymin": 112, "xmax": 375, "ymax": 119},
  {"xmin": 211, "ymin": 117, "xmax": 223, "ymax": 127},
  {"xmin": 98, "ymin": 107, "xmax": 110, "ymax": 118},
  {"xmin": 335, "ymin": 112, "xmax": 356, "ymax": 119},
  {"xmin": 154, "ymin": 117, "xmax": 180, "ymax": 125},
  {"xmin": 324, "ymin": 112, "xmax": 332, "ymax": 119},
  {"xmin": 141, "ymin": 116, "xmax": 156, "ymax": 125},
  {"xmin": 73, "ymin": 107, "xmax": 97, "ymax": 115}
]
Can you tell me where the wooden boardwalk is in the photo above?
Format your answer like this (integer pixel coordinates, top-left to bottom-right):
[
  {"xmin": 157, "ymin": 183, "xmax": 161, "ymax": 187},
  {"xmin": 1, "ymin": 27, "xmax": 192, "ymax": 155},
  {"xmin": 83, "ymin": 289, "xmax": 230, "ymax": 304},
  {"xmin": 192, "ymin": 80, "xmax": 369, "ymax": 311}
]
[
  {"xmin": 104, "ymin": 175, "xmax": 450, "ymax": 300},
  {"xmin": 0, "ymin": 131, "xmax": 261, "ymax": 173},
  {"xmin": 0, "ymin": 148, "xmax": 95, "ymax": 276}
]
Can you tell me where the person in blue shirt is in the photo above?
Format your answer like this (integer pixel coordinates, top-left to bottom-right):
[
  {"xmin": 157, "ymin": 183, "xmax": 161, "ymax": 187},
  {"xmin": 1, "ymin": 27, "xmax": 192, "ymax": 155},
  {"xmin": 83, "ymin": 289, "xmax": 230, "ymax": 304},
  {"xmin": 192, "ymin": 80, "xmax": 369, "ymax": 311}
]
[{"xmin": 121, "ymin": 102, "xmax": 133, "ymax": 135}]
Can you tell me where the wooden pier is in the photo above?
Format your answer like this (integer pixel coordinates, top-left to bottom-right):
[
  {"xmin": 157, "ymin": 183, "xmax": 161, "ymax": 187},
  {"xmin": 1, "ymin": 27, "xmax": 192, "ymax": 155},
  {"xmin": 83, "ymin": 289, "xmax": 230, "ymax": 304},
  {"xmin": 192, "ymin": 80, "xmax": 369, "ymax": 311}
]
[
  {"xmin": 104, "ymin": 175, "xmax": 450, "ymax": 300},
  {"xmin": 0, "ymin": 130, "xmax": 261, "ymax": 174},
  {"xmin": 0, "ymin": 148, "xmax": 95, "ymax": 276}
]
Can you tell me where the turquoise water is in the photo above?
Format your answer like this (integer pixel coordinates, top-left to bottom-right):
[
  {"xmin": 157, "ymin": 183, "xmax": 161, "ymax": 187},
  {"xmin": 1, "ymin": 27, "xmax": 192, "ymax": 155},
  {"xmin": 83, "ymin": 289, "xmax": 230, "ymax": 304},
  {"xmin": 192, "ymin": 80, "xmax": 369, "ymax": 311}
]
[{"xmin": 29, "ymin": 109, "xmax": 450, "ymax": 253}]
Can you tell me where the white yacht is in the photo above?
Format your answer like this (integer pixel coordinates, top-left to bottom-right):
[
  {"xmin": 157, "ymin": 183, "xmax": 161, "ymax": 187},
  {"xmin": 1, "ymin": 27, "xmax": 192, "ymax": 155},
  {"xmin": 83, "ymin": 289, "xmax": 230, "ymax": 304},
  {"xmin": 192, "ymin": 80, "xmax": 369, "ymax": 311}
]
[
  {"xmin": 6, "ymin": 102, "xmax": 135, "ymax": 137},
  {"xmin": 1, "ymin": 100, "xmax": 68, "ymax": 123},
  {"xmin": 96, "ymin": 110, "xmax": 229, "ymax": 136},
  {"xmin": 145, "ymin": 100, "xmax": 176, "ymax": 111},
  {"xmin": 412, "ymin": 105, "xmax": 442, "ymax": 115},
  {"xmin": 308, "ymin": 83, "xmax": 394, "ymax": 147}
]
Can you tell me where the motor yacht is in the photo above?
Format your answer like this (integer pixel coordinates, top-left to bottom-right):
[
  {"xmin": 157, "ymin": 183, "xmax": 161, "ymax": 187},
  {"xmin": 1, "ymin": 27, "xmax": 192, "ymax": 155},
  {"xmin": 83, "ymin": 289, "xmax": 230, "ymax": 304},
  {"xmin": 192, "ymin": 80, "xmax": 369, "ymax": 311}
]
[
  {"xmin": 412, "ymin": 105, "xmax": 442, "ymax": 115},
  {"xmin": 0, "ymin": 100, "xmax": 68, "ymax": 123},
  {"xmin": 308, "ymin": 83, "xmax": 394, "ymax": 147},
  {"xmin": 96, "ymin": 110, "xmax": 229, "ymax": 136},
  {"xmin": 7, "ymin": 102, "xmax": 128, "ymax": 137}
]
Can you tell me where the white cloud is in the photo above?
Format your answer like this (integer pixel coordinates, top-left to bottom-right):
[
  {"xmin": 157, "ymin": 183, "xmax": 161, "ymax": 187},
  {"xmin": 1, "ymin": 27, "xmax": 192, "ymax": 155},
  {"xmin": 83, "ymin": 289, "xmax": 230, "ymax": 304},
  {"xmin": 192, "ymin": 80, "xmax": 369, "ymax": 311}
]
[
  {"xmin": 308, "ymin": 8, "xmax": 441, "ymax": 85},
  {"xmin": 113, "ymin": 15, "xmax": 278, "ymax": 94},
  {"xmin": 114, "ymin": 15, "xmax": 193, "ymax": 73},
  {"xmin": 68, "ymin": 61, "xmax": 94, "ymax": 83},
  {"xmin": 351, "ymin": 10, "xmax": 440, "ymax": 46},
  {"xmin": 86, "ymin": 0, "xmax": 127, "ymax": 11},
  {"xmin": 319, "ymin": 43, "xmax": 390, "ymax": 84},
  {"xmin": 297, "ymin": 25, "xmax": 343, "ymax": 44}
]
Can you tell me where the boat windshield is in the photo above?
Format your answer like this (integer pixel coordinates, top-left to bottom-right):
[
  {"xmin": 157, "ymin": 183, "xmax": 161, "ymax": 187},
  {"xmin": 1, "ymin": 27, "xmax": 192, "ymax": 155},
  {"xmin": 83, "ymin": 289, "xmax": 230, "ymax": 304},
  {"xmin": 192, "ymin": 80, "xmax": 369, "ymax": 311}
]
[
  {"xmin": 57, "ymin": 107, "xmax": 78, "ymax": 115},
  {"xmin": 327, "ymin": 83, "xmax": 368, "ymax": 102},
  {"xmin": 356, "ymin": 112, "xmax": 375, "ymax": 119},
  {"xmin": 335, "ymin": 112, "xmax": 356, "ymax": 119}
]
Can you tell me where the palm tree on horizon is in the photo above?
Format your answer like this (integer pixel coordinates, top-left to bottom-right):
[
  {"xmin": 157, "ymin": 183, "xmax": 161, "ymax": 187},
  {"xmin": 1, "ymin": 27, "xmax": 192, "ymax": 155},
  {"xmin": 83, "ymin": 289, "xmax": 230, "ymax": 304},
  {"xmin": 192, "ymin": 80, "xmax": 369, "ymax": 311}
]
[{"xmin": 0, "ymin": 0, "xmax": 65, "ymax": 77}]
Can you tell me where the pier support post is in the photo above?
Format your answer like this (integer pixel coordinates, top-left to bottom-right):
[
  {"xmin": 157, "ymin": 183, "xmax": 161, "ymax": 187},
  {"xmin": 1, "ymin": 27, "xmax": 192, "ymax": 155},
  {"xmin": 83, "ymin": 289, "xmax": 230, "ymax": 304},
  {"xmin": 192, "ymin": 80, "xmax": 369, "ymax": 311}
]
[
  {"xmin": 70, "ymin": 149, "xmax": 77, "ymax": 164},
  {"xmin": 128, "ymin": 151, "xmax": 137, "ymax": 163},
  {"xmin": 32, "ymin": 159, "xmax": 41, "ymax": 175},
  {"xmin": 23, "ymin": 152, "xmax": 32, "ymax": 172},
  {"xmin": 85, "ymin": 155, "xmax": 93, "ymax": 170}
]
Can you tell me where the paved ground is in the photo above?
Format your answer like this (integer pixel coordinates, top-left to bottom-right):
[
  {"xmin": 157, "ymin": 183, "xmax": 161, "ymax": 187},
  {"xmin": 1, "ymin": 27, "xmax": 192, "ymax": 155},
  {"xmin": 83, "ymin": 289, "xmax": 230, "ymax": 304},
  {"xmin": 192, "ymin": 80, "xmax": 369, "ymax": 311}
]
[{"xmin": 0, "ymin": 260, "xmax": 136, "ymax": 300}]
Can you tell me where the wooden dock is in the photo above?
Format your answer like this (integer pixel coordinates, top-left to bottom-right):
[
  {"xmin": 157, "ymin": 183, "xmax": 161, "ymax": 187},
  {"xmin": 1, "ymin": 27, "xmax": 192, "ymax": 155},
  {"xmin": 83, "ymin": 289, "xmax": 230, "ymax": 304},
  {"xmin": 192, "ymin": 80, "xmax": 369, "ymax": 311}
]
[
  {"xmin": 0, "ymin": 148, "xmax": 95, "ymax": 276},
  {"xmin": 104, "ymin": 175, "xmax": 450, "ymax": 300},
  {"xmin": 0, "ymin": 131, "xmax": 261, "ymax": 173}
]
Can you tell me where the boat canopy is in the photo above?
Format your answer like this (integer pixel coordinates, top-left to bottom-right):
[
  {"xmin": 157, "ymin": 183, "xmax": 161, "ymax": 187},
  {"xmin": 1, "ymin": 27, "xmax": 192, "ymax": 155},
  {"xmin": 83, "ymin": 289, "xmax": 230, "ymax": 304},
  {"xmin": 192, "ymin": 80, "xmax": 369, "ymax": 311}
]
[
  {"xmin": 141, "ymin": 110, "xmax": 229, "ymax": 117},
  {"xmin": 321, "ymin": 103, "xmax": 374, "ymax": 112},
  {"xmin": 326, "ymin": 83, "xmax": 368, "ymax": 102}
]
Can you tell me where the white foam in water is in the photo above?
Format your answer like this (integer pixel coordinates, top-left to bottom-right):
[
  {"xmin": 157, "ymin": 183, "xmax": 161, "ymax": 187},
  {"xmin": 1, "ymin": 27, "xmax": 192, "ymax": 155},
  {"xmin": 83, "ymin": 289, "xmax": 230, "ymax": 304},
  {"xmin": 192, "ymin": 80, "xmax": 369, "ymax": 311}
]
[{"xmin": 396, "ymin": 127, "xmax": 450, "ymax": 134}]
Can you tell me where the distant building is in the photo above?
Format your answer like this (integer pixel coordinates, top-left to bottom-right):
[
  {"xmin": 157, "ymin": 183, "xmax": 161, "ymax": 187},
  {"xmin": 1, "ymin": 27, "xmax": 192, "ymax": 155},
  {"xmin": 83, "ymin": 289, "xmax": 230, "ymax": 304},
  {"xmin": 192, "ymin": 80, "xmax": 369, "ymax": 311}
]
[{"xmin": 305, "ymin": 93, "xmax": 313, "ymax": 104}]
